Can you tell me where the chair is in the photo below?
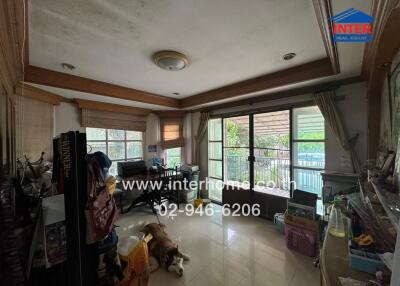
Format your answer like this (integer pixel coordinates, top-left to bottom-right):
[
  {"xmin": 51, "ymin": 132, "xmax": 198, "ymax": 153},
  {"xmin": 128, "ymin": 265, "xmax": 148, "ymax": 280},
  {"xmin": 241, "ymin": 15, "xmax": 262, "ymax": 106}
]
[{"xmin": 160, "ymin": 166, "xmax": 181, "ymax": 208}]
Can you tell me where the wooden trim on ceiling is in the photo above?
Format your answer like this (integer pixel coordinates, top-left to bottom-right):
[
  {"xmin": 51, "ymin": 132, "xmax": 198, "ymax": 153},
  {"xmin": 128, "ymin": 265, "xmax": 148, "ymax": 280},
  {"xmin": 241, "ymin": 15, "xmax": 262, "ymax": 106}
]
[
  {"xmin": 181, "ymin": 58, "xmax": 333, "ymax": 108},
  {"xmin": 16, "ymin": 82, "xmax": 67, "ymax": 105},
  {"xmin": 194, "ymin": 76, "xmax": 364, "ymax": 112},
  {"xmin": 366, "ymin": 5, "xmax": 400, "ymax": 159},
  {"xmin": 312, "ymin": 0, "xmax": 340, "ymax": 74},
  {"xmin": 24, "ymin": 65, "xmax": 181, "ymax": 108},
  {"xmin": 362, "ymin": 0, "xmax": 400, "ymax": 79},
  {"xmin": 74, "ymin": 98, "xmax": 151, "ymax": 116},
  {"xmin": 156, "ymin": 110, "xmax": 187, "ymax": 118}
]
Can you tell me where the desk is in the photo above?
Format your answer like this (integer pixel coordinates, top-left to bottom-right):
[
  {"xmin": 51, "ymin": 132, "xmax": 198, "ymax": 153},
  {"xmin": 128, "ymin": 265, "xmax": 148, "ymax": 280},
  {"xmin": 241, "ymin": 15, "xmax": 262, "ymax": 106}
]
[
  {"xmin": 320, "ymin": 219, "xmax": 374, "ymax": 286},
  {"xmin": 118, "ymin": 171, "xmax": 182, "ymax": 213}
]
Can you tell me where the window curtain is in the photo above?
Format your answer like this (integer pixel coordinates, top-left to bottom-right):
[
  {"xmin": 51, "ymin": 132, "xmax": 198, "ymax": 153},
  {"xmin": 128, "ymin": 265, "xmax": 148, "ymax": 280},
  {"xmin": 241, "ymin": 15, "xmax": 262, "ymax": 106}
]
[
  {"xmin": 313, "ymin": 90, "xmax": 361, "ymax": 173},
  {"xmin": 193, "ymin": 112, "xmax": 210, "ymax": 165},
  {"xmin": 81, "ymin": 109, "xmax": 146, "ymax": 132},
  {"xmin": 21, "ymin": 97, "xmax": 54, "ymax": 160},
  {"xmin": 160, "ymin": 118, "xmax": 184, "ymax": 149}
]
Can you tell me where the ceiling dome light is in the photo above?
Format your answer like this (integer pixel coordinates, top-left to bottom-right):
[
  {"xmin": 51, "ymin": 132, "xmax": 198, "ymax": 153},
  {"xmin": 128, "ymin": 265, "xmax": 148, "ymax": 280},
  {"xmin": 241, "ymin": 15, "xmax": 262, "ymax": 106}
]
[
  {"xmin": 61, "ymin": 62, "xmax": 75, "ymax": 70},
  {"xmin": 153, "ymin": 51, "xmax": 189, "ymax": 71},
  {"xmin": 283, "ymin": 53, "xmax": 296, "ymax": 61}
]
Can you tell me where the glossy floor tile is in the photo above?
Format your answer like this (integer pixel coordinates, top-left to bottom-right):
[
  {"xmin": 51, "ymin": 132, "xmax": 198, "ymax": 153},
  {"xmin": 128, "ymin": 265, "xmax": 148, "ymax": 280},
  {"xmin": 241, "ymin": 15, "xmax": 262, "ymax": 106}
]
[{"xmin": 115, "ymin": 204, "xmax": 320, "ymax": 286}]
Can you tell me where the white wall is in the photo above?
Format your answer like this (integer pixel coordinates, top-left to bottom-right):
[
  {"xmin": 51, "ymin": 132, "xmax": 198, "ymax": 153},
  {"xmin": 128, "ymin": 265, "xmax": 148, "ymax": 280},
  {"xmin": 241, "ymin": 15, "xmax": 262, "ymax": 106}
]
[
  {"xmin": 54, "ymin": 102, "xmax": 85, "ymax": 136},
  {"xmin": 325, "ymin": 82, "xmax": 367, "ymax": 172}
]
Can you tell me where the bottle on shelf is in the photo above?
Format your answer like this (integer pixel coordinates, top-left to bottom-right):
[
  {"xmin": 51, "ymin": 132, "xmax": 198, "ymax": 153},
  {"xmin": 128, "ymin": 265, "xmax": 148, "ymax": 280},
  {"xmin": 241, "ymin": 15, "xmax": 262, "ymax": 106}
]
[{"xmin": 328, "ymin": 197, "xmax": 346, "ymax": 238}]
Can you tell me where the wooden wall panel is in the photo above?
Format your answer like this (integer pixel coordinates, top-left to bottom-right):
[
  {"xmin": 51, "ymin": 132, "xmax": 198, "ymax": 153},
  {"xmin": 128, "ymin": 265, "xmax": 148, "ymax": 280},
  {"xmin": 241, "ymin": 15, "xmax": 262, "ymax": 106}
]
[{"xmin": 0, "ymin": 0, "xmax": 24, "ymax": 173}]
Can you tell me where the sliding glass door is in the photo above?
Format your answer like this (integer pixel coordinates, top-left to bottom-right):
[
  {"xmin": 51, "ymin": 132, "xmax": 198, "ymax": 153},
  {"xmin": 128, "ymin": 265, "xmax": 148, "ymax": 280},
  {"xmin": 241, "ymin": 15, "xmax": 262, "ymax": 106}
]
[
  {"xmin": 253, "ymin": 111, "xmax": 291, "ymax": 197},
  {"xmin": 207, "ymin": 106, "xmax": 325, "ymax": 204}
]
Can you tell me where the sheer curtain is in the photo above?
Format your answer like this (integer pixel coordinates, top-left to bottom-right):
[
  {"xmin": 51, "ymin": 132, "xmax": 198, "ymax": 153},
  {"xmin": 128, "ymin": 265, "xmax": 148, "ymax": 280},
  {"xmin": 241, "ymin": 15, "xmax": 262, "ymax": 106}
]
[
  {"xmin": 193, "ymin": 112, "xmax": 209, "ymax": 165},
  {"xmin": 313, "ymin": 90, "xmax": 361, "ymax": 173}
]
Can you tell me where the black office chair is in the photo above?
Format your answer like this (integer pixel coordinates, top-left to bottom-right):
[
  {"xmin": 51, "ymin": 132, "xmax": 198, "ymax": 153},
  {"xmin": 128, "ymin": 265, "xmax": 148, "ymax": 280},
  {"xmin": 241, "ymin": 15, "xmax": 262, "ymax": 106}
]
[{"xmin": 159, "ymin": 166, "xmax": 181, "ymax": 208}]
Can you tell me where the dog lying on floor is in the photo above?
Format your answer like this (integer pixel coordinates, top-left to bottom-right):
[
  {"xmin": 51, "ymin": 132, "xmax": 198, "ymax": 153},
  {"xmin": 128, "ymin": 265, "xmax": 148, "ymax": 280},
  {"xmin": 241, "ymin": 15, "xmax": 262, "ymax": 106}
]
[{"xmin": 143, "ymin": 223, "xmax": 190, "ymax": 277}]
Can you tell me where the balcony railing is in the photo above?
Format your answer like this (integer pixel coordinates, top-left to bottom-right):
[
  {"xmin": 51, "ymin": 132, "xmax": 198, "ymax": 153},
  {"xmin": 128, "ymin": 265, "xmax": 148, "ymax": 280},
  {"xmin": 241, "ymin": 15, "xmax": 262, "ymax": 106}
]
[{"xmin": 225, "ymin": 148, "xmax": 323, "ymax": 195}]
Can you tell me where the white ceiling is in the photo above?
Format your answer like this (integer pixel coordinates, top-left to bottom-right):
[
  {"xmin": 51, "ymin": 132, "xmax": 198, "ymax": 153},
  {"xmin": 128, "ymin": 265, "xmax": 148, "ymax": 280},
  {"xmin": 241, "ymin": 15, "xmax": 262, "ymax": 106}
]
[
  {"xmin": 28, "ymin": 0, "xmax": 372, "ymax": 109},
  {"xmin": 29, "ymin": 0, "xmax": 327, "ymax": 99}
]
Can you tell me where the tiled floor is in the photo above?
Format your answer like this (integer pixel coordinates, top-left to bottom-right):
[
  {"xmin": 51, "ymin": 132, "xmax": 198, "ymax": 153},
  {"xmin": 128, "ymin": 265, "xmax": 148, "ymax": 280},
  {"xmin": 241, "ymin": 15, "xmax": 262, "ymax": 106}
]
[{"xmin": 115, "ymin": 204, "xmax": 320, "ymax": 286}]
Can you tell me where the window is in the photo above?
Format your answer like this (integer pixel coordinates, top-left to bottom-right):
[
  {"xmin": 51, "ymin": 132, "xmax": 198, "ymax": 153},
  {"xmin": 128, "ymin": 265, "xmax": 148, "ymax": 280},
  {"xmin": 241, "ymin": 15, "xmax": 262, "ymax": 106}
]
[
  {"xmin": 165, "ymin": 147, "xmax": 181, "ymax": 167},
  {"xmin": 86, "ymin": 128, "xmax": 143, "ymax": 175},
  {"xmin": 292, "ymin": 106, "xmax": 325, "ymax": 213},
  {"xmin": 208, "ymin": 118, "xmax": 223, "ymax": 202}
]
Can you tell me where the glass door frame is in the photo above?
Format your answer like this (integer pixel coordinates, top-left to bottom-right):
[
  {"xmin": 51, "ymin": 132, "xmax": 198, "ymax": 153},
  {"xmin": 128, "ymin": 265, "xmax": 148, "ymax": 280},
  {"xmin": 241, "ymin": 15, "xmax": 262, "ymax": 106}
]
[
  {"xmin": 214, "ymin": 108, "xmax": 293, "ymax": 198},
  {"xmin": 251, "ymin": 110, "xmax": 293, "ymax": 197},
  {"xmin": 208, "ymin": 118, "xmax": 224, "ymax": 204}
]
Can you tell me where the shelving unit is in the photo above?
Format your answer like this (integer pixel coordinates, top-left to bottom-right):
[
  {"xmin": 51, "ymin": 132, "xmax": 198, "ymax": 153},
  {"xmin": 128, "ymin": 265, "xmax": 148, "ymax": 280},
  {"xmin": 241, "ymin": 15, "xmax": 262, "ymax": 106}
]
[
  {"xmin": 370, "ymin": 181, "xmax": 400, "ymax": 286},
  {"xmin": 371, "ymin": 181, "xmax": 400, "ymax": 234}
]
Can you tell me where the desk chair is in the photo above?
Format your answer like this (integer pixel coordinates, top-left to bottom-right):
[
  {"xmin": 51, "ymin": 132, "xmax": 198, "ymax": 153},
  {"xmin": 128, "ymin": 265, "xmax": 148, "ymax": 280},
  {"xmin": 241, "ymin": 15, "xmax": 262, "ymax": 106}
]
[{"xmin": 160, "ymin": 166, "xmax": 181, "ymax": 208}]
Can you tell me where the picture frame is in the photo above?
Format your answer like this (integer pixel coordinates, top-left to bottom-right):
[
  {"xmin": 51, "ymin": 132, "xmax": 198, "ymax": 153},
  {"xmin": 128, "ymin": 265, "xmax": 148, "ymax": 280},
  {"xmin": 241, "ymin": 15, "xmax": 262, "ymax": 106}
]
[{"xmin": 148, "ymin": 144, "xmax": 157, "ymax": 153}]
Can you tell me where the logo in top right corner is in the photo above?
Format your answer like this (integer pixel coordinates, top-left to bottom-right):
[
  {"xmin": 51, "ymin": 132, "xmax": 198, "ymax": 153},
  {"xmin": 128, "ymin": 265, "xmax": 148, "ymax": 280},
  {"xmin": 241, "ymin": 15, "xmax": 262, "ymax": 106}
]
[{"xmin": 331, "ymin": 8, "xmax": 374, "ymax": 43}]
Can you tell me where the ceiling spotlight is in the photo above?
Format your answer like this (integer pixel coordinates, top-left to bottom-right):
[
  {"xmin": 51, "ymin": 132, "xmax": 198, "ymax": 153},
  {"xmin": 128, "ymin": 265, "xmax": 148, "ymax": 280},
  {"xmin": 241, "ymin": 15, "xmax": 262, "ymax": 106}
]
[
  {"xmin": 283, "ymin": 53, "xmax": 296, "ymax": 61},
  {"xmin": 153, "ymin": 51, "xmax": 189, "ymax": 71},
  {"xmin": 61, "ymin": 62, "xmax": 75, "ymax": 70}
]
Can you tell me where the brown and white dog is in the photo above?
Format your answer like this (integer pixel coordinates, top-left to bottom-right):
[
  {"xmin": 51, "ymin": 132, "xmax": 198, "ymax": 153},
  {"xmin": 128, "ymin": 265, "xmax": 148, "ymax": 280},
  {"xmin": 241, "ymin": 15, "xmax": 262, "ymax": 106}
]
[{"xmin": 143, "ymin": 223, "xmax": 190, "ymax": 277}]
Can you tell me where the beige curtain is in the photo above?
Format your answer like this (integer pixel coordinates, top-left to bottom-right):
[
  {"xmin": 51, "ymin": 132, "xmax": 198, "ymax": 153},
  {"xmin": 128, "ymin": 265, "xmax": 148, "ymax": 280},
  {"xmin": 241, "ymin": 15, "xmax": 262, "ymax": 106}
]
[
  {"xmin": 193, "ymin": 112, "xmax": 210, "ymax": 165},
  {"xmin": 160, "ymin": 118, "xmax": 184, "ymax": 149},
  {"xmin": 81, "ymin": 109, "xmax": 146, "ymax": 132},
  {"xmin": 313, "ymin": 90, "xmax": 361, "ymax": 173}
]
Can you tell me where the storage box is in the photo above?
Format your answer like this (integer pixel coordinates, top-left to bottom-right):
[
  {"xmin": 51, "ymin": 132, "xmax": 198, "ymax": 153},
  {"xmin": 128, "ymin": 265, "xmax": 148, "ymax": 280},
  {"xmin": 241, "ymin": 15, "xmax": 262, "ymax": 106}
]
[
  {"xmin": 287, "ymin": 201, "xmax": 316, "ymax": 220},
  {"xmin": 285, "ymin": 224, "xmax": 318, "ymax": 257},
  {"xmin": 274, "ymin": 213, "xmax": 285, "ymax": 234},
  {"xmin": 284, "ymin": 213, "xmax": 320, "ymax": 233},
  {"xmin": 348, "ymin": 243, "xmax": 385, "ymax": 274},
  {"xmin": 182, "ymin": 189, "xmax": 196, "ymax": 203},
  {"xmin": 347, "ymin": 224, "xmax": 385, "ymax": 274}
]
